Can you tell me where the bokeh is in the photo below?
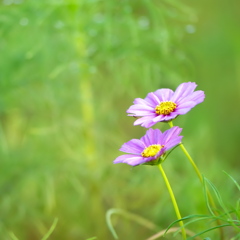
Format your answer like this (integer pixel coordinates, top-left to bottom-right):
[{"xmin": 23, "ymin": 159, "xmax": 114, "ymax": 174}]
[{"xmin": 0, "ymin": 0, "xmax": 239, "ymax": 239}]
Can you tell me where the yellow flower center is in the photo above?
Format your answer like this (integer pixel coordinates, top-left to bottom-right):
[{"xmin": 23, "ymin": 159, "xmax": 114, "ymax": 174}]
[
  {"xmin": 155, "ymin": 101, "xmax": 177, "ymax": 115},
  {"xmin": 141, "ymin": 144, "xmax": 163, "ymax": 158}
]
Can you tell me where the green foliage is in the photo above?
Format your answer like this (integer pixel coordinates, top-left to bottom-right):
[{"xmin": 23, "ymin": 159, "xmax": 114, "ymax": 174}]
[
  {"xmin": 0, "ymin": 0, "xmax": 195, "ymax": 239},
  {"xmin": 163, "ymin": 174, "xmax": 240, "ymax": 239},
  {"xmin": 106, "ymin": 208, "xmax": 158, "ymax": 239},
  {"xmin": 41, "ymin": 218, "xmax": 58, "ymax": 240},
  {"xmin": 0, "ymin": 0, "xmax": 240, "ymax": 239}
]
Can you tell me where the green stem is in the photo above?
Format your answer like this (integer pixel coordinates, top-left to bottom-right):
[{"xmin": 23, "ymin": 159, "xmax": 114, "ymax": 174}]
[
  {"xmin": 180, "ymin": 142, "xmax": 220, "ymax": 215},
  {"xmin": 168, "ymin": 121, "xmax": 215, "ymax": 206},
  {"xmin": 168, "ymin": 120, "xmax": 224, "ymax": 240},
  {"xmin": 179, "ymin": 143, "xmax": 203, "ymax": 183},
  {"xmin": 181, "ymin": 143, "xmax": 219, "ymax": 206},
  {"xmin": 158, "ymin": 164, "xmax": 187, "ymax": 240}
]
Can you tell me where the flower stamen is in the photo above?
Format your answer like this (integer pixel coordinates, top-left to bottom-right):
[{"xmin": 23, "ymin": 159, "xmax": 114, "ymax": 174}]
[
  {"xmin": 141, "ymin": 144, "xmax": 163, "ymax": 158},
  {"xmin": 155, "ymin": 101, "xmax": 177, "ymax": 115}
]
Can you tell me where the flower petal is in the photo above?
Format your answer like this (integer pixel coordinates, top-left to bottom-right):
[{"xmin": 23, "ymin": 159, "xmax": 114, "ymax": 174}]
[
  {"xmin": 127, "ymin": 104, "xmax": 155, "ymax": 116},
  {"xmin": 175, "ymin": 101, "xmax": 196, "ymax": 114},
  {"xmin": 126, "ymin": 82, "xmax": 204, "ymax": 127},
  {"xmin": 178, "ymin": 90, "xmax": 205, "ymax": 105},
  {"xmin": 128, "ymin": 104, "xmax": 154, "ymax": 111},
  {"xmin": 155, "ymin": 148, "xmax": 166, "ymax": 158},
  {"xmin": 113, "ymin": 154, "xmax": 135, "ymax": 163},
  {"xmin": 140, "ymin": 120, "xmax": 156, "ymax": 128},
  {"xmin": 164, "ymin": 136, "xmax": 183, "ymax": 150},
  {"xmin": 161, "ymin": 114, "xmax": 178, "ymax": 121},
  {"xmin": 133, "ymin": 116, "xmax": 156, "ymax": 128},
  {"xmin": 113, "ymin": 154, "xmax": 145, "ymax": 166},
  {"xmin": 133, "ymin": 98, "xmax": 153, "ymax": 107},
  {"xmin": 120, "ymin": 139, "xmax": 145, "ymax": 154},
  {"xmin": 140, "ymin": 129, "xmax": 153, "ymax": 146},
  {"xmin": 152, "ymin": 114, "xmax": 176, "ymax": 123},
  {"xmin": 161, "ymin": 126, "xmax": 183, "ymax": 144},
  {"xmin": 153, "ymin": 128, "xmax": 162, "ymax": 143},
  {"xmin": 145, "ymin": 92, "xmax": 160, "ymax": 105},
  {"xmin": 171, "ymin": 82, "xmax": 197, "ymax": 102},
  {"xmin": 123, "ymin": 156, "xmax": 146, "ymax": 166},
  {"xmin": 154, "ymin": 89, "xmax": 174, "ymax": 102},
  {"xmin": 113, "ymin": 128, "xmax": 183, "ymax": 166},
  {"xmin": 127, "ymin": 111, "xmax": 154, "ymax": 116},
  {"xmin": 141, "ymin": 128, "xmax": 162, "ymax": 145}
]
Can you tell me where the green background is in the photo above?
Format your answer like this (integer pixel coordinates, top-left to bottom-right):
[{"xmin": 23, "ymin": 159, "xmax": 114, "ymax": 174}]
[{"xmin": 0, "ymin": 0, "xmax": 239, "ymax": 239}]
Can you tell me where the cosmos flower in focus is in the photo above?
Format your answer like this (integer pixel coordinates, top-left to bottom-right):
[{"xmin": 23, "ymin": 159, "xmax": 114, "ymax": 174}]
[
  {"xmin": 127, "ymin": 82, "xmax": 205, "ymax": 128},
  {"xmin": 113, "ymin": 127, "xmax": 183, "ymax": 166}
]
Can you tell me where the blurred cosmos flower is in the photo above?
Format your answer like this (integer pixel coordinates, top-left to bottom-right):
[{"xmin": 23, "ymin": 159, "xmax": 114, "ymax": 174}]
[
  {"xmin": 127, "ymin": 82, "xmax": 205, "ymax": 128},
  {"xmin": 113, "ymin": 127, "xmax": 183, "ymax": 166}
]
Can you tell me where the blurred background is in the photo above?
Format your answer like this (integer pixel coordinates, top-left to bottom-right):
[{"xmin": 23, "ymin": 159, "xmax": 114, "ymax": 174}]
[{"xmin": 0, "ymin": 0, "xmax": 240, "ymax": 239}]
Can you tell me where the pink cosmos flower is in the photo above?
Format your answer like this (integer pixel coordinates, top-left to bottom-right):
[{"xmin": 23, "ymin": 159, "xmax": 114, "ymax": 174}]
[
  {"xmin": 113, "ymin": 127, "xmax": 183, "ymax": 166},
  {"xmin": 127, "ymin": 82, "xmax": 205, "ymax": 128}
]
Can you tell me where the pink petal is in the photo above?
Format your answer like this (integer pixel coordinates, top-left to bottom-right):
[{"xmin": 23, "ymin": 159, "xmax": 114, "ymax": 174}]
[
  {"xmin": 145, "ymin": 92, "xmax": 160, "ymax": 105},
  {"xmin": 133, "ymin": 98, "xmax": 153, "ymax": 107},
  {"xmin": 164, "ymin": 136, "xmax": 183, "ymax": 150},
  {"xmin": 161, "ymin": 127, "xmax": 183, "ymax": 144},
  {"xmin": 175, "ymin": 101, "xmax": 196, "ymax": 114},
  {"xmin": 171, "ymin": 82, "xmax": 197, "ymax": 102},
  {"xmin": 127, "ymin": 104, "xmax": 155, "ymax": 116},
  {"xmin": 140, "ymin": 120, "xmax": 156, "ymax": 128},
  {"xmin": 179, "ymin": 90, "xmax": 205, "ymax": 105},
  {"xmin": 154, "ymin": 89, "xmax": 174, "ymax": 102},
  {"xmin": 120, "ymin": 139, "xmax": 145, "ymax": 154},
  {"xmin": 113, "ymin": 154, "xmax": 136, "ymax": 163},
  {"xmin": 141, "ymin": 128, "xmax": 161, "ymax": 145},
  {"xmin": 123, "ymin": 156, "xmax": 146, "ymax": 166},
  {"xmin": 133, "ymin": 115, "xmax": 156, "ymax": 126}
]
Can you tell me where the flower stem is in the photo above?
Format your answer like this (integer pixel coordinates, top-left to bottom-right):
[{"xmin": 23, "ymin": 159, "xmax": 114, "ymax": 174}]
[
  {"xmin": 168, "ymin": 120, "xmax": 224, "ymax": 240},
  {"xmin": 157, "ymin": 164, "xmax": 187, "ymax": 240},
  {"xmin": 179, "ymin": 142, "xmax": 203, "ymax": 182},
  {"xmin": 168, "ymin": 121, "xmax": 215, "ymax": 205},
  {"xmin": 179, "ymin": 143, "xmax": 219, "ymax": 209}
]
